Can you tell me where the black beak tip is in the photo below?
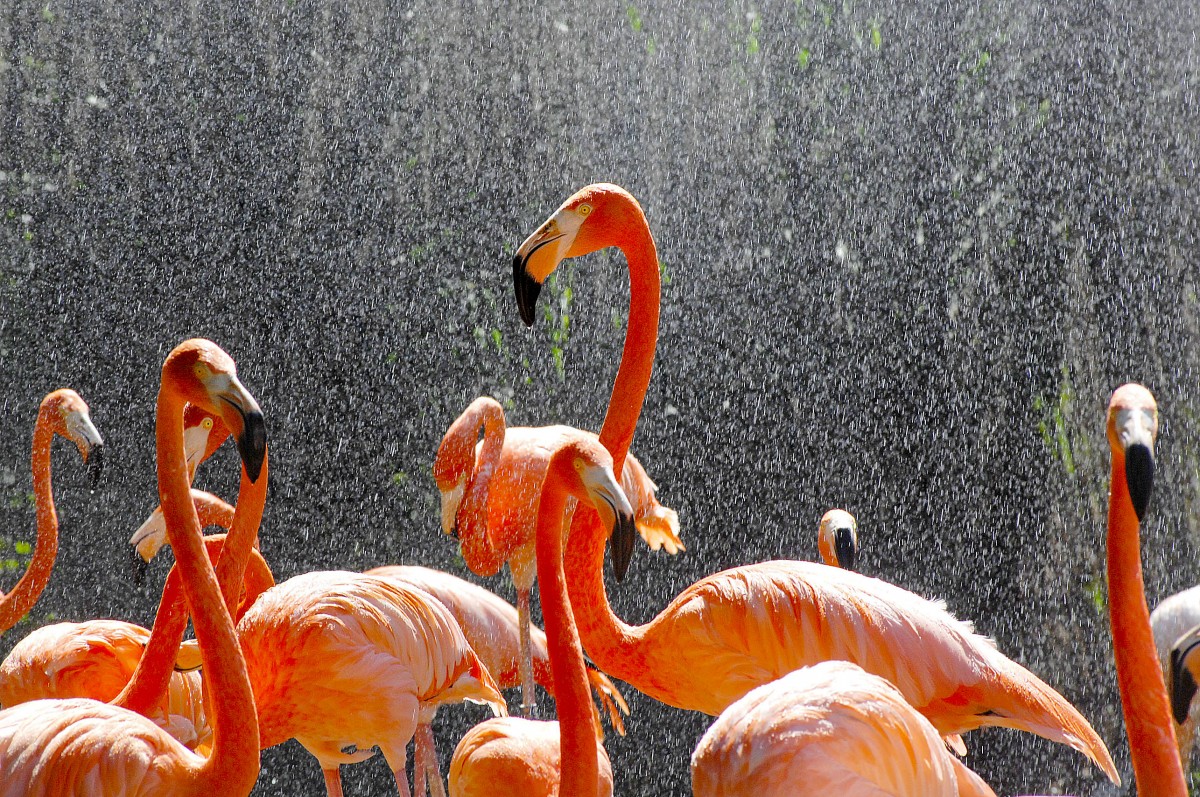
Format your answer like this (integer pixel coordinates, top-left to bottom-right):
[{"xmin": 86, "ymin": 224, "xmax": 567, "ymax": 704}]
[
  {"xmin": 1125, "ymin": 443, "xmax": 1155, "ymax": 521},
  {"xmin": 237, "ymin": 410, "xmax": 267, "ymax": 483},
  {"xmin": 608, "ymin": 513, "xmax": 637, "ymax": 582},
  {"xmin": 512, "ymin": 256, "xmax": 541, "ymax": 328},
  {"xmin": 86, "ymin": 444, "xmax": 104, "ymax": 491},
  {"xmin": 130, "ymin": 546, "xmax": 149, "ymax": 587},
  {"xmin": 835, "ymin": 527, "xmax": 858, "ymax": 572},
  {"xmin": 1170, "ymin": 644, "xmax": 1198, "ymax": 725}
]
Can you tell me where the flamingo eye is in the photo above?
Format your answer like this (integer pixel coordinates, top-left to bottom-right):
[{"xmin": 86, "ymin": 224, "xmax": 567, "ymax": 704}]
[
  {"xmin": 577, "ymin": 204, "xmax": 592, "ymax": 217},
  {"xmin": 202, "ymin": 418, "xmax": 214, "ymax": 430}
]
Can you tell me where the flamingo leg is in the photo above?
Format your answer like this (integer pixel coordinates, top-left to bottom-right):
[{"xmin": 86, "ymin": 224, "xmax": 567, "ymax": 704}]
[
  {"xmin": 516, "ymin": 586, "xmax": 536, "ymax": 717},
  {"xmin": 322, "ymin": 767, "xmax": 345, "ymax": 797},
  {"xmin": 413, "ymin": 731, "xmax": 427, "ymax": 797},
  {"xmin": 417, "ymin": 724, "xmax": 447, "ymax": 797},
  {"xmin": 391, "ymin": 764, "xmax": 414, "ymax": 797}
]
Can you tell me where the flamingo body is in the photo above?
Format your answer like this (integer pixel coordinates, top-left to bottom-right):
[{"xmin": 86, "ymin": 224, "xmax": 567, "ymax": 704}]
[
  {"xmin": 691, "ymin": 661, "xmax": 997, "ymax": 797},
  {"xmin": 448, "ymin": 717, "xmax": 613, "ymax": 797},
  {"xmin": 235, "ymin": 571, "xmax": 506, "ymax": 777}
]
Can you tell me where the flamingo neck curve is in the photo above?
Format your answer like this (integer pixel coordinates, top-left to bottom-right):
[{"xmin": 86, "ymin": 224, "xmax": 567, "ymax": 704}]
[
  {"xmin": 456, "ymin": 400, "xmax": 508, "ymax": 577},
  {"xmin": 0, "ymin": 404, "xmax": 61, "ymax": 633},
  {"xmin": 1107, "ymin": 449, "xmax": 1186, "ymax": 795}
]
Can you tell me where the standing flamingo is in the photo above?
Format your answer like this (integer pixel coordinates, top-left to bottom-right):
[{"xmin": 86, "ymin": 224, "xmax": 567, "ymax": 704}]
[
  {"xmin": 817, "ymin": 508, "xmax": 858, "ymax": 570},
  {"xmin": 448, "ymin": 434, "xmax": 634, "ymax": 797},
  {"xmin": 690, "ymin": 661, "xmax": 998, "ymax": 796},
  {"xmin": 1151, "ymin": 584, "xmax": 1200, "ymax": 768},
  {"xmin": 0, "ymin": 338, "xmax": 264, "ymax": 795},
  {"xmin": 513, "ymin": 184, "xmax": 1118, "ymax": 781},
  {"xmin": 433, "ymin": 394, "xmax": 680, "ymax": 716},
  {"xmin": 0, "ymin": 388, "xmax": 103, "ymax": 635},
  {"xmin": 1104, "ymin": 383, "xmax": 1187, "ymax": 793}
]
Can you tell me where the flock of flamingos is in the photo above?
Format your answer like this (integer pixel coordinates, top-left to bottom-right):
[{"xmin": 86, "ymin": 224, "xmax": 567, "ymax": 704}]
[{"xmin": 0, "ymin": 183, "xmax": 1197, "ymax": 795}]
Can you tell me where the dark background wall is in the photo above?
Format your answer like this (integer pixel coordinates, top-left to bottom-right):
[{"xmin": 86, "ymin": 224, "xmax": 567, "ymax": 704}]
[{"xmin": 1, "ymin": 0, "xmax": 1198, "ymax": 793}]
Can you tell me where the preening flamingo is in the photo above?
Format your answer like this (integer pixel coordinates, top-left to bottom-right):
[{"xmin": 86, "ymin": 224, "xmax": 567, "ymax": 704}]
[
  {"xmin": 1104, "ymin": 383, "xmax": 1187, "ymax": 793},
  {"xmin": 448, "ymin": 433, "xmax": 634, "ymax": 797},
  {"xmin": 513, "ymin": 184, "xmax": 1117, "ymax": 781},
  {"xmin": 434, "ymin": 394, "xmax": 680, "ymax": 714},
  {"xmin": 0, "ymin": 388, "xmax": 103, "ymax": 635},
  {"xmin": 1152, "ymin": 584, "xmax": 1200, "ymax": 768},
  {"xmin": 0, "ymin": 338, "xmax": 265, "ymax": 795},
  {"xmin": 366, "ymin": 565, "xmax": 629, "ymax": 797},
  {"xmin": 690, "ymin": 661, "xmax": 997, "ymax": 796},
  {"xmin": 817, "ymin": 508, "xmax": 858, "ymax": 570}
]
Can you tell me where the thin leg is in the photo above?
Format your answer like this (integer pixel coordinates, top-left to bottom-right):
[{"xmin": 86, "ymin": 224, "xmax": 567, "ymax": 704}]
[
  {"xmin": 413, "ymin": 731, "xmax": 427, "ymax": 797},
  {"xmin": 391, "ymin": 764, "xmax": 414, "ymax": 797},
  {"xmin": 322, "ymin": 768, "xmax": 345, "ymax": 797},
  {"xmin": 516, "ymin": 586, "xmax": 536, "ymax": 717},
  {"xmin": 416, "ymin": 724, "xmax": 446, "ymax": 797}
]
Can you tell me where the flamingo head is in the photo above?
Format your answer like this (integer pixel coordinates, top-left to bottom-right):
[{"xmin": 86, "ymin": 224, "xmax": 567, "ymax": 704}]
[
  {"xmin": 817, "ymin": 509, "xmax": 858, "ymax": 571},
  {"xmin": 512, "ymin": 183, "xmax": 645, "ymax": 326},
  {"xmin": 1106, "ymin": 383, "xmax": 1157, "ymax": 521},
  {"xmin": 433, "ymin": 420, "xmax": 475, "ymax": 537},
  {"xmin": 163, "ymin": 339, "xmax": 266, "ymax": 483},
  {"xmin": 1170, "ymin": 624, "xmax": 1200, "ymax": 725},
  {"xmin": 555, "ymin": 436, "xmax": 638, "ymax": 581},
  {"xmin": 43, "ymin": 388, "xmax": 104, "ymax": 489},
  {"xmin": 182, "ymin": 405, "xmax": 231, "ymax": 482}
]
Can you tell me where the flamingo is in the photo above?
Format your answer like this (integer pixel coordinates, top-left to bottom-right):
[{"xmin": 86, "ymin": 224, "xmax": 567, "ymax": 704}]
[
  {"xmin": 1104, "ymin": 383, "xmax": 1187, "ymax": 793},
  {"xmin": 0, "ymin": 338, "xmax": 265, "ymax": 795},
  {"xmin": 366, "ymin": 564, "xmax": 630, "ymax": 797},
  {"xmin": 513, "ymin": 183, "xmax": 1118, "ymax": 781},
  {"xmin": 447, "ymin": 433, "xmax": 634, "ymax": 797},
  {"xmin": 817, "ymin": 508, "xmax": 858, "ymax": 570},
  {"xmin": 434, "ymin": 394, "xmax": 680, "ymax": 716},
  {"xmin": 1151, "ymin": 584, "xmax": 1200, "ymax": 769},
  {"xmin": 690, "ymin": 661, "xmax": 998, "ymax": 796},
  {"xmin": 0, "ymin": 388, "xmax": 103, "ymax": 635}
]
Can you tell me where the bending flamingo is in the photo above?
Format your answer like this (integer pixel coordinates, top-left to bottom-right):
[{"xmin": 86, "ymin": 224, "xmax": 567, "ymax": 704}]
[
  {"xmin": 817, "ymin": 508, "xmax": 858, "ymax": 570},
  {"xmin": 367, "ymin": 564, "xmax": 630, "ymax": 796},
  {"xmin": 448, "ymin": 433, "xmax": 633, "ymax": 797},
  {"xmin": 1104, "ymin": 383, "xmax": 1186, "ymax": 793},
  {"xmin": 0, "ymin": 338, "xmax": 265, "ymax": 795},
  {"xmin": 513, "ymin": 183, "xmax": 1117, "ymax": 781},
  {"xmin": 0, "ymin": 388, "xmax": 103, "ymax": 635},
  {"xmin": 434, "ymin": 393, "xmax": 680, "ymax": 714},
  {"xmin": 690, "ymin": 661, "xmax": 998, "ymax": 796}
]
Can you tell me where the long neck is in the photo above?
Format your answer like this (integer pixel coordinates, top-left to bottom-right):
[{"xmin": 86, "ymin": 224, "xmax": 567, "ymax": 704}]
[
  {"xmin": 598, "ymin": 221, "xmax": 659, "ymax": 478},
  {"xmin": 535, "ymin": 478, "xmax": 598, "ymax": 795},
  {"xmin": 1107, "ymin": 451, "xmax": 1187, "ymax": 795},
  {"xmin": 0, "ymin": 406, "xmax": 59, "ymax": 633},
  {"xmin": 212, "ymin": 455, "xmax": 268, "ymax": 616},
  {"xmin": 458, "ymin": 403, "xmax": 507, "ymax": 577},
  {"xmin": 156, "ymin": 389, "xmax": 258, "ymax": 792}
]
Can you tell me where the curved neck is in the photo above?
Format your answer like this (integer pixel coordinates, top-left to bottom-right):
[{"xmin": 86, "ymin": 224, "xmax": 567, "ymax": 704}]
[
  {"xmin": 457, "ymin": 402, "xmax": 507, "ymax": 576},
  {"xmin": 1107, "ymin": 452, "xmax": 1187, "ymax": 795},
  {"xmin": 598, "ymin": 222, "xmax": 659, "ymax": 478},
  {"xmin": 0, "ymin": 406, "xmax": 60, "ymax": 633},
  {"xmin": 155, "ymin": 388, "xmax": 258, "ymax": 792},
  {"xmin": 212, "ymin": 455, "xmax": 268, "ymax": 616},
  {"xmin": 535, "ymin": 475, "xmax": 598, "ymax": 795}
]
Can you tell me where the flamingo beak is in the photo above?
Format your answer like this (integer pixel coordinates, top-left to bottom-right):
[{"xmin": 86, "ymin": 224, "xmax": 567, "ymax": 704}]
[
  {"xmin": 1170, "ymin": 633, "xmax": 1200, "ymax": 725},
  {"xmin": 1116, "ymin": 406, "xmax": 1156, "ymax": 521},
  {"xmin": 131, "ymin": 546, "xmax": 150, "ymax": 586},
  {"xmin": 129, "ymin": 507, "xmax": 168, "ymax": 563},
  {"xmin": 64, "ymin": 408, "xmax": 104, "ymax": 490},
  {"xmin": 512, "ymin": 209, "xmax": 586, "ymax": 327},
  {"xmin": 834, "ymin": 526, "xmax": 858, "ymax": 572},
  {"xmin": 582, "ymin": 463, "xmax": 638, "ymax": 582},
  {"xmin": 206, "ymin": 374, "xmax": 267, "ymax": 483}
]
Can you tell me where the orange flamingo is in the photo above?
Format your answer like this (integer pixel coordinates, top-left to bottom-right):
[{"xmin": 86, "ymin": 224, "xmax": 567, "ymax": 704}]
[
  {"xmin": 513, "ymin": 184, "xmax": 1118, "ymax": 781},
  {"xmin": 366, "ymin": 564, "xmax": 630, "ymax": 797},
  {"xmin": 817, "ymin": 508, "xmax": 858, "ymax": 570},
  {"xmin": 1104, "ymin": 383, "xmax": 1186, "ymax": 793},
  {"xmin": 690, "ymin": 661, "xmax": 998, "ymax": 796},
  {"xmin": 433, "ymin": 394, "xmax": 680, "ymax": 715},
  {"xmin": 448, "ymin": 434, "xmax": 633, "ymax": 797},
  {"xmin": 0, "ymin": 338, "xmax": 264, "ymax": 795},
  {"xmin": 0, "ymin": 388, "xmax": 103, "ymax": 635}
]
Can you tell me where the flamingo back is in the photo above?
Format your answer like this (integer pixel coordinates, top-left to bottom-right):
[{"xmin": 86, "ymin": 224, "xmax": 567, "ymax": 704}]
[
  {"xmin": 236, "ymin": 571, "xmax": 506, "ymax": 756},
  {"xmin": 0, "ymin": 697, "xmax": 199, "ymax": 796},
  {"xmin": 690, "ymin": 661, "xmax": 991, "ymax": 797},
  {"xmin": 448, "ymin": 716, "xmax": 613, "ymax": 797}
]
